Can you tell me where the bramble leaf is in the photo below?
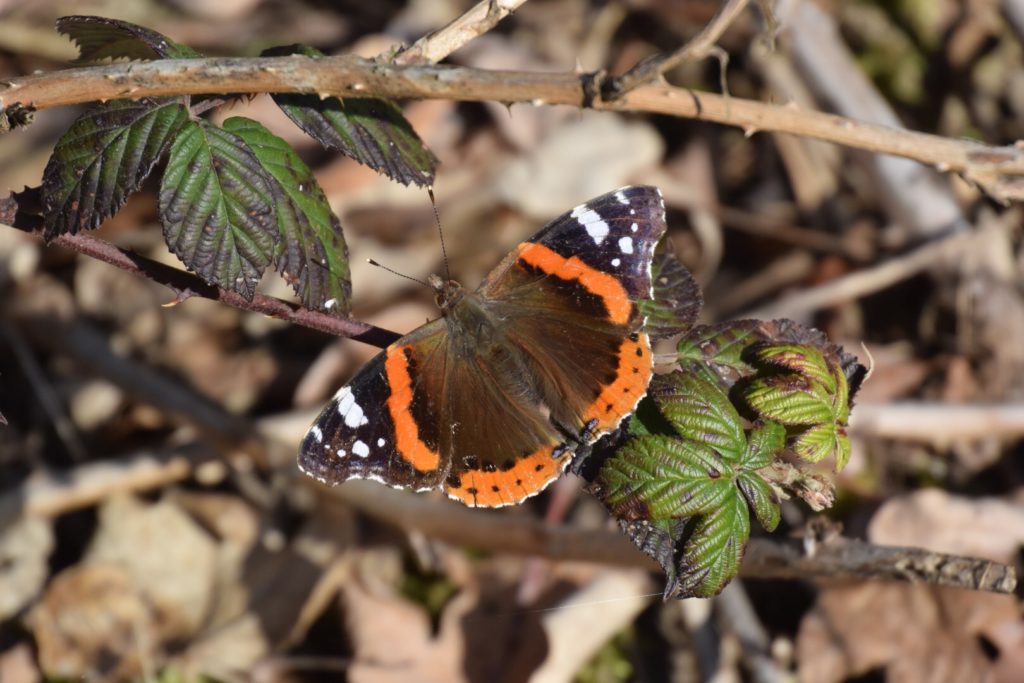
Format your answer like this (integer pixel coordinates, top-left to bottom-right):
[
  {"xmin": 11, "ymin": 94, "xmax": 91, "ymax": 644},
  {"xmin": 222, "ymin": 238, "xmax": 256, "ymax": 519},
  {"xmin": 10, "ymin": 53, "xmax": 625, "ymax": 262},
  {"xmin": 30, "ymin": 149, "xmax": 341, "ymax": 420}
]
[
  {"xmin": 159, "ymin": 120, "xmax": 278, "ymax": 300},
  {"xmin": 650, "ymin": 372, "xmax": 745, "ymax": 460},
  {"xmin": 42, "ymin": 98, "xmax": 189, "ymax": 239},
  {"xmin": 742, "ymin": 420, "xmax": 786, "ymax": 471},
  {"xmin": 667, "ymin": 492, "xmax": 750, "ymax": 599},
  {"xmin": 676, "ymin": 322, "xmax": 763, "ymax": 374},
  {"xmin": 745, "ymin": 375, "xmax": 835, "ymax": 425},
  {"xmin": 598, "ymin": 435, "xmax": 735, "ymax": 521},
  {"xmin": 56, "ymin": 15, "xmax": 200, "ymax": 61},
  {"xmin": 736, "ymin": 471, "xmax": 780, "ymax": 532},
  {"xmin": 641, "ymin": 244, "xmax": 702, "ymax": 340},
  {"xmin": 223, "ymin": 117, "xmax": 351, "ymax": 314},
  {"xmin": 264, "ymin": 44, "xmax": 437, "ymax": 187},
  {"xmin": 792, "ymin": 422, "xmax": 849, "ymax": 468}
]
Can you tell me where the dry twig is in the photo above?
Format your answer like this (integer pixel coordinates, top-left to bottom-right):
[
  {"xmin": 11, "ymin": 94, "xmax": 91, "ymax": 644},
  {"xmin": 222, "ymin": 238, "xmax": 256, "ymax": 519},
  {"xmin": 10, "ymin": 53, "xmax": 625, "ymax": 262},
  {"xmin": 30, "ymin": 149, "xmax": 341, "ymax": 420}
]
[
  {"xmin": 394, "ymin": 0, "xmax": 529, "ymax": 66},
  {"xmin": 609, "ymin": 0, "xmax": 750, "ymax": 96},
  {"xmin": 4, "ymin": 57, "xmax": 1024, "ymax": 201}
]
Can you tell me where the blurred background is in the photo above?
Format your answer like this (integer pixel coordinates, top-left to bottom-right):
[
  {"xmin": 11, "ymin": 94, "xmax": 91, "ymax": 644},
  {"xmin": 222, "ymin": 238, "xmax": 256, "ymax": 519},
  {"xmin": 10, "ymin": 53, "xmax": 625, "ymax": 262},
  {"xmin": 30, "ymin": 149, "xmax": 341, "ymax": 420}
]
[{"xmin": 1, "ymin": 0, "xmax": 1023, "ymax": 681}]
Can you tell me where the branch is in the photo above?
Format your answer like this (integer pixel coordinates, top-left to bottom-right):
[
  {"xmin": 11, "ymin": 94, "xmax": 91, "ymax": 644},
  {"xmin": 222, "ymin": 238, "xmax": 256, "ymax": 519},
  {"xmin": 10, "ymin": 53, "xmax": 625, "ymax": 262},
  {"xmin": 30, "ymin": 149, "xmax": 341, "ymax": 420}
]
[
  {"xmin": 326, "ymin": 480, "xmax": 1017, "ymax": 594},
  {"xmin": 4, "ymin": 57, "xmax": 1024, "ymax": 201},
  {"xmin": 3, "ymin": 441, "xmax": 1013, "ymax": 594},
  {"xmin": 394, "ymin": 0, "xmax": 529, "ymax": 66},
  {"xmin": 609, "ymin": 0, "xmax": 750, "ymax": 96},
  {"xmin": 2, "ymin": 213, "xmax": 401, "ymax": 348}
]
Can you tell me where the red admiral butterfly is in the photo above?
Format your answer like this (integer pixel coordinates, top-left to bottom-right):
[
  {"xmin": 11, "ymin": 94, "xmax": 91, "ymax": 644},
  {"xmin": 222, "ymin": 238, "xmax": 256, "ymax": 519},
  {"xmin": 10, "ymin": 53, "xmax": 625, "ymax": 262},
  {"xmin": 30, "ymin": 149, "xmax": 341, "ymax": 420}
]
[{"xmin": 299, "ymin": 186, "xmax": 666, "ymax": 507}]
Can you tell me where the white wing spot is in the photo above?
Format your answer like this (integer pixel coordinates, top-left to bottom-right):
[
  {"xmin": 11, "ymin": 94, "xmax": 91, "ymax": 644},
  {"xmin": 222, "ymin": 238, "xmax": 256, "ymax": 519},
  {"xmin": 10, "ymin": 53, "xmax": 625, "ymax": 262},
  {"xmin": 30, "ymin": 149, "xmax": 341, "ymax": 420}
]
[
  {"xmin": 335, "ymin": 386, "xmax": 368, "ymax": 428},
  {"xmin": 353, "ymin": 440, "xmax": 370, "ymax": 458},
  {"xmin": 336, "ymin": 448, "xmax": 347, "ymax": 458},
  {"xmin": 310, "ymin": 425, "xmax": 323, "ymax": 442},
  {"xmin": 377, "ymin": 438, "xmax": 386, "ymax": 447},
  {"xmin": 324, "ymin": 298, "xmax": 337, "ymax": 310},
  {"xmin": 630, "ymin": 208, "xmax": 636, "ymax": 215},
  {"xmin": 571, "ymin": 205, "xmax": 609, "ymax": 245},
  {"xmin": 630, "ymin": 222, "xmax": 638, "ymax": 232},
  {"xmin": 619, "ymin": 236, "xmax": 634, "ymax": 254},
  {"xmin": 611, "ymin": 258, "xmax": 621, "ymax": 267},
  {"xmin": 614, "ymin": 190, "xmax": 629, "ymax": 205}
]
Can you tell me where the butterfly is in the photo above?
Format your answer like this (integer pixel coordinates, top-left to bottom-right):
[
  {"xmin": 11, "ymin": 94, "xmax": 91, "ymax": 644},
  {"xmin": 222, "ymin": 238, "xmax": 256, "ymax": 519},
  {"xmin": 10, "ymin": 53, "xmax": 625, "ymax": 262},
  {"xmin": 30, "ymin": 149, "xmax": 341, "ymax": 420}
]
[{"xmin": 299, "ymin": 186, "xmax": 666, "ymax": 507}]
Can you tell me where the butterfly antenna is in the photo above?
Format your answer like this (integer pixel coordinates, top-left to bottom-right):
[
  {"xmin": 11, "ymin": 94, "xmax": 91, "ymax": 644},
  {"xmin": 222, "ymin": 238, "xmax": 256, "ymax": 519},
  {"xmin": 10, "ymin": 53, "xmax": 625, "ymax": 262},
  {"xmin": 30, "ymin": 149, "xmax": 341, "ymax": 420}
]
[
  {"xmin": 366, "ymin": 259, "xmax": 430, "ymax": 288},
  {"xmin": 428, "ymin": 187, "xmax": 451, "ymax": 282}
]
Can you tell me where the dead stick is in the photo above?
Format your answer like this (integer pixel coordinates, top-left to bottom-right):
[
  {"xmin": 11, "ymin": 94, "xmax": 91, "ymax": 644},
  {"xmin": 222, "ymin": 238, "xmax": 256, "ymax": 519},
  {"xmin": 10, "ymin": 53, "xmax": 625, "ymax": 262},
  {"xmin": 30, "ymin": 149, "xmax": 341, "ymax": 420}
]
[{"xmin": 4, "ymin": 58, "xmax": 1024, "ymax": 201}]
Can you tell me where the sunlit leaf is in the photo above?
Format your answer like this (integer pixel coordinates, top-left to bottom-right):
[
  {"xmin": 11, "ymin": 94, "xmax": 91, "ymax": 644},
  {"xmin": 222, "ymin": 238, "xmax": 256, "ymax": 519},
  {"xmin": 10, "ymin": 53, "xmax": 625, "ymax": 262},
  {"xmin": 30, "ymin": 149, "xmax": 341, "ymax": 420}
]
[
  {"xmin": 745, "ymin": 375, "xmax": 835, "ymax": 425},
  {"xmin": 264, "ymin": 44, "xmax": 437, "ymax": 186},
  {"xmin": 741, "ymin": 420, "xmax": 786, "ymax": 470},
  {"xmin": 56, "ymin": 15, "xmax": 200, "ymax": 61},
  {"xmin": 650, "ymin": 372, "xmax": 745, "ymax": 460},
  {"xmin": 752, "ymin": 343, "xmax": 836, "ymax": 394},
  {"xmin": 159, "ymin": 120, "xmax": 278, "ymax": 300},
  {"xmin": 42, "ymin": 98, "xmax": 189, "ymax": 239},
  {"xmin": 598, "ymin": 435, "xmax": 734, "ymax": 521},
  {"xmin": 223, "ymin": 117, "xmax": 351, "ymax": 314},
  {"xmin": 666, "ymin": 492, "xmax": 750, "ymax": 599},
  {"xmin": 736, "ymin": 471, "xmax": 780, "ymax": 532},
  {"xmin": 792, "ymin": 422, "xmax": 844, "ymax": 465}
]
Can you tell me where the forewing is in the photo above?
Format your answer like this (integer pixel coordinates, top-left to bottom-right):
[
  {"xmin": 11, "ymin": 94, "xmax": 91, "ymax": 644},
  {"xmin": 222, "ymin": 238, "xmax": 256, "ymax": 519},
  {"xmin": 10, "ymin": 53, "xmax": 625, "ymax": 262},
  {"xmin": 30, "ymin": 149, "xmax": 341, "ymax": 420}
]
[
  {"xmin": 479, "ymin": 186, "xmax": 666, "ymax": 439},
  {"xmin": 482, "ymin": 185, "xmax": 666, "ymax": 308},
  {"xmin": 298, "ymin": 320, "xmax": 449, "ymax": 492}
]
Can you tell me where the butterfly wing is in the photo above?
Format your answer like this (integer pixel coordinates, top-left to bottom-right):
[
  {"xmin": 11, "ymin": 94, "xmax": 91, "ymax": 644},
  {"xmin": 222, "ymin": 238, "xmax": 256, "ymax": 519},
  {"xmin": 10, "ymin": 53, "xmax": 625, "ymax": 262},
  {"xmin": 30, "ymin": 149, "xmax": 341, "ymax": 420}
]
[
  {"xmin": 479, "ymin": 185, "xmax": 666, "ymax": 440},
  {"xmin": 299, "ymin": 318, "xmax": 451, "ymax": 492}
]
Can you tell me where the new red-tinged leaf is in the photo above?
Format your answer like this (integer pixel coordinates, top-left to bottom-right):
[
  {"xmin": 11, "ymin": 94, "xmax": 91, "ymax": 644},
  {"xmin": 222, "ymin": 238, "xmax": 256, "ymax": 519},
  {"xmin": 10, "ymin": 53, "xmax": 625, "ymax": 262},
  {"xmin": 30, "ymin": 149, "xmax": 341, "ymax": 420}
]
[
  {"xmin": 41, "ymin": 99, "xmax": 189, "ymax": 239},
  {"xmin": 159, "ymin": 120, "xmax": 278, "ymax": 300},
  {"xmin": 752, "ymin": 343, "xmax": 836, "ymax": 393},
  {"xmin": 745, "ymin": 375, "xmax": 835, "ymax": 425}
]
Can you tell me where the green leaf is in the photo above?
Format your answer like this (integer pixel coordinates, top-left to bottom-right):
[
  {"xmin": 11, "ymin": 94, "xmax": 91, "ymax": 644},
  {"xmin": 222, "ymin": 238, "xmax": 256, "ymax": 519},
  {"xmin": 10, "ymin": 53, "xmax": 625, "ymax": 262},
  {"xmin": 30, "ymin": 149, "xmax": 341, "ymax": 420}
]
[
  {"xmin": 56, "ymin": 15, "xmax": 200, "ymax": 61},
  {"xmin": 598, "ymin": 435, "xmax": 735, "ymax": 521},
  {"xmin": 792, "ymin": 422, "xmax": 846, "ymax": 465},
  {"xmin": 640, "ymin": 244, "xmax": 702, "ymax": 340},
  {"xmin": 741, "ymin": 420, "xmax": 786, "ymax": 470},
  {"xmin": 42, "ymin": 98, "xmax": 189, "ymax": 239},
  {"xmin": 831, "ymin": 362, "xmax": 851, "ymax": 423},
  {"xmin": 668, "ymin": 492, "xmax": 750, "ymax": 598},
  {"xmin": 222, "ymin": 117, "xmax": 351, "ymax": 314},
  {"xmin": 650, "ymin": 372, "xmax": 745, "ymax": 461},
  {"xmin": 736, "ymin": 472, "xmax": 780, "ymax": 531},
  {"xmin": 676, "ymin": 321, "xmax": 764, "ymax": 372},
  {"xmin": 752, "ymin": 343, "xmax": 836, "ymax": 394},
  {"xmin": 745, "ymin": 375, "xmax": 835, "ymax": 425},
  {"xmin": 264, "ymin": 45, "xmax": 438, "ymax": 187},
  {"xmin": 159, "ymin": 120, "xmax": 279, "ymax": 300}
]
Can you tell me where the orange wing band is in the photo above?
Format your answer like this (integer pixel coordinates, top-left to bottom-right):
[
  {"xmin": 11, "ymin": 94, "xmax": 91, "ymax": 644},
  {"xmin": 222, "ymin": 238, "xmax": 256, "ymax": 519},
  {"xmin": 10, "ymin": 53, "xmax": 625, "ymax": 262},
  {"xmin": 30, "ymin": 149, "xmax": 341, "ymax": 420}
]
[
  {"xmin": 582, "ymin": 333, "xmax": 652, "ymax": 434},
  {"xmin": 384, "ymin": 345, "xmax": 441, "ymax": 472},
  {"xmin": 445, "ymin": 445, "xmax": 570, "ymax": 507},
  {"xmin": 517, "ymin": 243, "xmax": 633, "ymax": 326}
]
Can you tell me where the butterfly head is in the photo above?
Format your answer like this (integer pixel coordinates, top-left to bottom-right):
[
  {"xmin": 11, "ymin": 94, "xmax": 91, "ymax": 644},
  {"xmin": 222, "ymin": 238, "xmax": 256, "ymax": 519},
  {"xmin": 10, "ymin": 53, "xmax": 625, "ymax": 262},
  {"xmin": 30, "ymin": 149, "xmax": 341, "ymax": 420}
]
[{"xmin": 427, "ymin": 273, "xmax": 464, "ymax": 312}]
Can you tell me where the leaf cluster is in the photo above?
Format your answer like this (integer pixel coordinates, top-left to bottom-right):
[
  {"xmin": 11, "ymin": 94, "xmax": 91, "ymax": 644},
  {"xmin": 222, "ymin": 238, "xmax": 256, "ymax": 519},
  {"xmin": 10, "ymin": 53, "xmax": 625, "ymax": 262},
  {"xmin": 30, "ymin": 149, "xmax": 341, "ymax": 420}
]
[
  {"xmin": 37, "ymin": 16, "xmax": 438, "ymax": 314},
  {"xmin": 584, "ymin": 258, "xmax": 866, "ymax": 598}
]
